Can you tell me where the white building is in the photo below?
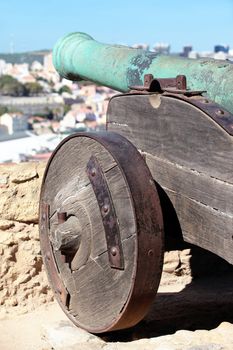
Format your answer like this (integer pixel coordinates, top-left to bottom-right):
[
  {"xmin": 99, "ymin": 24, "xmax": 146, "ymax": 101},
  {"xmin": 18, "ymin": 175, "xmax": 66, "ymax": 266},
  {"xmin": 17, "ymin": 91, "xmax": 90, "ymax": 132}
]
[
  {"xmin": 153, "ymin": 43, "xmax": 170, "ymax": 55},
  {"xmin": 0, "ymin": 113, "xmax": 28, "ymax": 135},
  {"xmin": 31, "ymin": 60, "xmax": 43, "ymax": 72},
  {"xmin": 43, "ymin": 52, "xmax": 56, "ymax": 73},
  {"xmin": 0, "ymin": 60, "xmax": 6, "ymax": 76}
]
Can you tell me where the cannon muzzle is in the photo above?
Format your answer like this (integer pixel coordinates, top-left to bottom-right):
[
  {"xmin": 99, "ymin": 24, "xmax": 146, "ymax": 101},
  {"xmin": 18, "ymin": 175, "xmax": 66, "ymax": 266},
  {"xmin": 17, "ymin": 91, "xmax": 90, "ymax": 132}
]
[{"xmin": 53, "ymin": 32, "xmax": 233, "ymax": 115}]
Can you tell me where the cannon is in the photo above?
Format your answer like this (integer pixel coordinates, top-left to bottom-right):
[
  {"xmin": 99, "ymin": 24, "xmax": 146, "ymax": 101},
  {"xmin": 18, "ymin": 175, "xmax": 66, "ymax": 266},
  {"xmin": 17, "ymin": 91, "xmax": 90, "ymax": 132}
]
[{"xmin": 39, "ymin": 33, "xmax": 233, "ymax": 333}]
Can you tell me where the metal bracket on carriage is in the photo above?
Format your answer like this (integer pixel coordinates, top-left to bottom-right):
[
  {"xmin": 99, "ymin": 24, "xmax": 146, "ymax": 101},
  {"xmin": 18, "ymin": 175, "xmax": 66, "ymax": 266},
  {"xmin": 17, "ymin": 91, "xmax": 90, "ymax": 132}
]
[
  {"xmin": 40, "ymin": 203, "xmax": 69, "ymax": 306},
  {"xmin": 129, "ymin": 74, "xmax": 205, "ymax": 96},
  {"xmin": 86, "ymin": 155, "xmax": 124, "ymax": 270},
  {"xmin": 129, "ymin": 73, "xmax": 233, "ymax": 136},
  {"xmin": 163, "ymin": 91, "xmax": 233, "ymax": 136}
]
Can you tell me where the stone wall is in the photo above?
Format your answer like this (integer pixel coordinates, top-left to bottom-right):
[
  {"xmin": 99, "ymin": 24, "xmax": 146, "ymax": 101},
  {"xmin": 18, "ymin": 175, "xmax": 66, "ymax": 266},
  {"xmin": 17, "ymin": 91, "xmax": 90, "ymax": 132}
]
[{"xmin": 0, "ymin": 163, "xmax": 54, "ymax": 317}]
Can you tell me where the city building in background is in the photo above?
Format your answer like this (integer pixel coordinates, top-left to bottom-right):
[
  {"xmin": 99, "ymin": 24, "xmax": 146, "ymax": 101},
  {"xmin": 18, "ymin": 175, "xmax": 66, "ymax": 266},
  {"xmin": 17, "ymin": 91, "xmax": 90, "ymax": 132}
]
[
  {"xmin": 0, "ymin": 41, "xmax": 232, "ymax": 163},
  {"xmin": 153, "ymin": 43, "xmax": 170, "ymax": 55}
]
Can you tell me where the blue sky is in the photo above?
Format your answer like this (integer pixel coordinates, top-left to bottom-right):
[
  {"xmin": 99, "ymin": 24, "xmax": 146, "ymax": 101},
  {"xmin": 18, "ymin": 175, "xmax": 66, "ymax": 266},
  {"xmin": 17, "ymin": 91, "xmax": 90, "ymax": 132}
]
[{"xmin": 1, "ymin": 0, "xmax": 233, "ymax": 53}]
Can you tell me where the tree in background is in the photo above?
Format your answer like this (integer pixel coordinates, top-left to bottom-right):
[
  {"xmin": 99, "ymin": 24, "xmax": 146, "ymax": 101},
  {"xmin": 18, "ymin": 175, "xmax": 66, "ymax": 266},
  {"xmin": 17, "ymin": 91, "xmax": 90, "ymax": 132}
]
[
  {"xmin": 0, "ymin": 75, "xmax": 43, "ymax": 97},
  {"xmin": 58, "ymin": 85, "xmax": 72, "ymax": 95},
  {"xmin": 24, "ymin": 82, "xmax": 43, "ymax": 96},
  {"xmin": 0, "ymin": 75, "xmax": 26, "ymax": 96},
  {"xmin": 0, "ymin": 105, "xmax": 8, "ymax": 116},
  {"xmin": 63, "ymin": 104, "xmax": 71, "ymax": 115}
]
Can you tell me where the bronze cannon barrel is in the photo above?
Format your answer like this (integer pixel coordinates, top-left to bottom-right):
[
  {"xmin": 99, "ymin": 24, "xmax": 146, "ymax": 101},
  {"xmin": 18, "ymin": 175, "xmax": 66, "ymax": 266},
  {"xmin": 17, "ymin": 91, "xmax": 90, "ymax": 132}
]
[{"xmin": 53, "ymin": 32, "xmax": 233, "ymax": 114}]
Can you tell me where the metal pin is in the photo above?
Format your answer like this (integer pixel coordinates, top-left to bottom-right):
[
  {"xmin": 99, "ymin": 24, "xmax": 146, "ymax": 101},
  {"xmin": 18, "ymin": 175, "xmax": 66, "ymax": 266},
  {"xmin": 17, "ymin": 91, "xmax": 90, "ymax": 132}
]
[
  {"xmin": 148, "ymin": 249, "xmax": 153, "ymax": 257},
  {"xmin": 102, "ymin": 204, "xmax": 109, "ymax": 215},
  {"xmin": 110, "ymin": 247, "xmax": 118, "ymax": 256},
  {"xmin": 46, "ymin": 253, "xmax": 51, "ymax": 261},
  {"xmin": 216, "ymin": 109, "xmax": 224, "ymax": 115},
  {"xmin": 90, "ymin": 168, "xmax": 96, "ymax": 177}
]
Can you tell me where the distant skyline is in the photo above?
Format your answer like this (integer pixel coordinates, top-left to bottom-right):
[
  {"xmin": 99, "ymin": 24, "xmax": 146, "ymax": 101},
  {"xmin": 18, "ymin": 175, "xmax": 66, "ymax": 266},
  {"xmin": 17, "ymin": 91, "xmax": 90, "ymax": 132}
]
[{"xmin": 0, "ymin": 0, "xmax": 233, "ymax": 53}]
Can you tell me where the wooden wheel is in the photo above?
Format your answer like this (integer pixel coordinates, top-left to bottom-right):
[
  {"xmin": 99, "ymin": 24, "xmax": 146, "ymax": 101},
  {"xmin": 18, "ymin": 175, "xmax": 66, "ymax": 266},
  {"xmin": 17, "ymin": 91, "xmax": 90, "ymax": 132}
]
[{"xmin": 39, "ymin": 131, "xmax": 164, "ymax": 333}]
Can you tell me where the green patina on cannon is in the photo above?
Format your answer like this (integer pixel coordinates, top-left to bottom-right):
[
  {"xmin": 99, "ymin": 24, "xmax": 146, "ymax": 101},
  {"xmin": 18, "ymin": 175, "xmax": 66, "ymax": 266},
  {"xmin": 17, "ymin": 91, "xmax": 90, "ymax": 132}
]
[
  {"xmin": 39, "ymin": 33, "xmax": 233, "ymax": 333},
  {"xmin": 53, "ymin": 32, "xmax": 233, "ymax": 114}
]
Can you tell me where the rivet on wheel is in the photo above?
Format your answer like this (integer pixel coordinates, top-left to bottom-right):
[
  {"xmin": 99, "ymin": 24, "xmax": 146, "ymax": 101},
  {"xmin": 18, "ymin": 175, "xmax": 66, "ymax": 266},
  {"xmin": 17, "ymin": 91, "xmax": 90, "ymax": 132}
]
[
  {"xmin": 91, "ymin": 168, "xmax": 96, "ymax": 177},
  {"xmin": 110, "ymin": 247, "xmax": 118, "ymax": 256},
  {"xmin": 216, "ymin": 109, "xmax": 224, "ymax": 115},
  {"xmin": 148, "ymin": 249, "xmax": 153, "ymax": 257},
  {"xmin": 46, "ymin": 253, "xmax": 51, "ymax": 261},
  {"xmin": 102, "ymin": 204, "xmax": 109, "ymax": 215}
]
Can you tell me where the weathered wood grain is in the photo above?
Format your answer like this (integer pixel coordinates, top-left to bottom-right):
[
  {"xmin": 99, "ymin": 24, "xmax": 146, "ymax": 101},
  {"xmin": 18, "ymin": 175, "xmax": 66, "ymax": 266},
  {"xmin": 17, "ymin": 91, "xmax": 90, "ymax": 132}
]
[
  {"xmin": 105, "ymin": 165, "xmax": 136, "ymax": 240},
  {"xmin": 43, "ymin": 137, "xmax": 117, "ymax": 216},
  {"xmin": 107, "ymin": 94, "xmax": 233, "ymax": 183},
  {"xmin": 107, "ymin": 93, "xmax": 233, "ymax": 264},
  {"xmin": 166, "ymin": 189, "xmax": 233, "ymax": 264},
  {"xmin": 145, "ymin": 153, "xmax": 233, "ymax": 215},
  {"xmin": 42, "ymin": 134, "xmax": 139, "ymax": 330},
  {"xmin": 69, "ymin": 236, "xmax": 136, "ymax": 330},
  {"xmin": 52, "ymin": 215, "xmax": 81, "ymax": 251}
]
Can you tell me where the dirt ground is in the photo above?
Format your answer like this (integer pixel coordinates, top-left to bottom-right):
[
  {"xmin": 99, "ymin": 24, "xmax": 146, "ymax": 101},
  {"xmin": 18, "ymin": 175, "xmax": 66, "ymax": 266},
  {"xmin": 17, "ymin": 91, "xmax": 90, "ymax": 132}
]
[
  {"xmin": 0, "ymin": 302, "xmax": 64, "ymax": 350},
  {"xmin": 1, "ymin": 269, "xmax": 233, "ymax": 350}
]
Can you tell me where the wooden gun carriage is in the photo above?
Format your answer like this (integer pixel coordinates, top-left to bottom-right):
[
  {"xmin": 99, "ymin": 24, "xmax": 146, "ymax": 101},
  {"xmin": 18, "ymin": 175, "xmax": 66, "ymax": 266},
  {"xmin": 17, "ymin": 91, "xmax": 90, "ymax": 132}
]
[{"xmin": 39, "ymin": 33, "xmax": 233, "ymax": 333}]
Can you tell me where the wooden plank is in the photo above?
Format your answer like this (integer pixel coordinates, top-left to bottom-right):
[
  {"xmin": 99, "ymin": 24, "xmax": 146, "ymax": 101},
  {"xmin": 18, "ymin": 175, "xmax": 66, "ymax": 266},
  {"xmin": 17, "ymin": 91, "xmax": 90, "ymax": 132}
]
[
  {"xmin": 162, "ymin": 188, "xmax": 233, "ymax": 265},
  {"xmin": 105, "ymin": 165, "xmax": 136, "ymax": 240},
  {"xmin": 145, "ymin": 153, "xmax": 233, "ymax": 215},
  {"xmin": 63, "ymin": 185, "xmax": 106, "ymax": 262},
  {"xmin": 69, "ymin": 236, "xmax": 136, "ymax": 330},
  {"xmin": 49, "ymin": 160, "xmax": 136, "ymax": 262},
  {"xmin": 107, "ymin": 93, "xmax": 233, "ymax": 263},
  {"xmin": 53, "ymin": 251, "xmax": 76, "ymax": 297},
  {"xmin": 48, "ymin": 215, "xmax": 76, "ymax": 301},
  {"xmin": 107, "ymin": 94, "xmax": 233, "ymax": 184},
  {"xmin": 43, "ymin": 136, "xmax": 117, "ymax": 215},
  {"xmin": 43, "ymin": 136, "xmax": 119, "ymax": 277},
  {"xmin": 50, "ymin": 164, "xmax": 137, "ymax": 301},
  {"xmin": 144, "ymin": 153, "xmax": 233, "ymax": 264},
  {"xmin": 50, "ymin": 184, "xmax": 104, "ymax": 266},
  {"xmin": 50, "ymin": 170, "xmax": 136, "ymax": 260}
]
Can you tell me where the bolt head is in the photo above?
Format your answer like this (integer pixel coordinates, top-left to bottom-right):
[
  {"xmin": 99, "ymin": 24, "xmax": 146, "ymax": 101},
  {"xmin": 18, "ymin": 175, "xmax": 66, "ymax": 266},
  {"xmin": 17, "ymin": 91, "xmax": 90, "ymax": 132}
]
[
  {"xmin": 148, "ymin": 249, "xmax": 153, "ymax": 257},
  {"xmin": 110, "ymin": 247, "xmax": 117, "ymax": 256},
  {"xmin": 91, "ymin": 168, "xmax": 96, "ymax": 177},
  {"xmin": 216, "ymin": 109, "xmax": 224, "ymax": 115},
  {"xmin": 102, "ymin": 204, "xmax": 109, "ymax": 215},
  {"xmin": 46, "ymin": 253, "xmax": 51, "ymax": 261}
]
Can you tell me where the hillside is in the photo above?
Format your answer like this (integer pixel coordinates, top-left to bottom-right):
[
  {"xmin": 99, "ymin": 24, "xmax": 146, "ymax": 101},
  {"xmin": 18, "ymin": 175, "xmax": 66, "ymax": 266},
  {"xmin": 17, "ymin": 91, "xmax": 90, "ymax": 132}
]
[{"xmin": 0, "ymin": 50, "xmax": 51, "ymax": 65}]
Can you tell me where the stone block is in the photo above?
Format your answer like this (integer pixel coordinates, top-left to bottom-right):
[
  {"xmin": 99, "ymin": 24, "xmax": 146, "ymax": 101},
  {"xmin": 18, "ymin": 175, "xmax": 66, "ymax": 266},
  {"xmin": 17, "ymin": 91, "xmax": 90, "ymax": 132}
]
[{"xmin": 41, "ymin": 320, "xmax": 105, "ymax": 350}]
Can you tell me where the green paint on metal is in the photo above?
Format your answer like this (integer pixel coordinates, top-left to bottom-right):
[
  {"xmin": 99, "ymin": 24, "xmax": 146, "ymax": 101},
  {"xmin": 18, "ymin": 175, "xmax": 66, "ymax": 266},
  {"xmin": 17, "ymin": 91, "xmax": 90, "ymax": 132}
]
[{"xmin": 53, "ymin": 32, "xmax": 233, "ymax": 114}]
